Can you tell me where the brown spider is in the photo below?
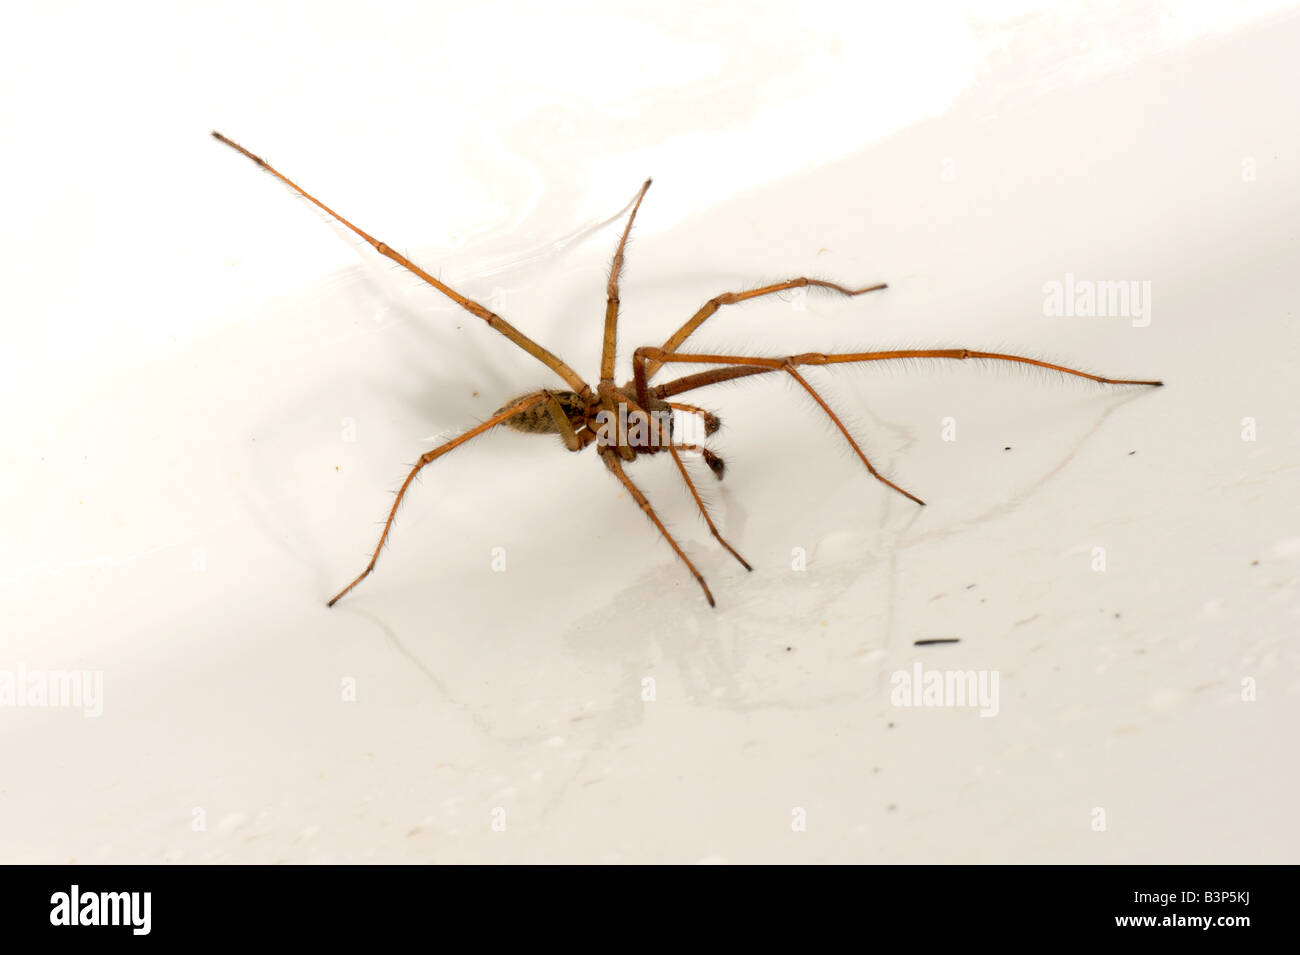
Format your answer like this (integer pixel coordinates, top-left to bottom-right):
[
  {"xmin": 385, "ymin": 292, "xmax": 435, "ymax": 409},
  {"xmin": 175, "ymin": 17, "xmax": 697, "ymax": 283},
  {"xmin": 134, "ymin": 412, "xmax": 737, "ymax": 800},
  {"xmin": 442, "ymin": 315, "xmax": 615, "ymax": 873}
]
[{"xmin": 213, "ymin": 131, "xmax": 1163, "ymax": 608}]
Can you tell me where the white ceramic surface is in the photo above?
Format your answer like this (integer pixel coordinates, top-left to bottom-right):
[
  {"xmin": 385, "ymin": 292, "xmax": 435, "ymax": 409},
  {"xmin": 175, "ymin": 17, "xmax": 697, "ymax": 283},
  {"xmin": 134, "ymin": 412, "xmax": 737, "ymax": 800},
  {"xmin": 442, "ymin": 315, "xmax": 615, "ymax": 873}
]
[{"xmin": 2, "ymin": 0, "xmax": 1296, "ymax": 862}]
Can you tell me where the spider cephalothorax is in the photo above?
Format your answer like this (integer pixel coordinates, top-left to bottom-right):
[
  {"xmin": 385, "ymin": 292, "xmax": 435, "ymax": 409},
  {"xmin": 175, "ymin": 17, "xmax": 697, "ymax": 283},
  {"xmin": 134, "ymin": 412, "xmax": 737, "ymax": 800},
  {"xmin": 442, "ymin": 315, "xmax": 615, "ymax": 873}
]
[{"xmin": 214, "ymin": 131, "xmax": 1162, "ymax": 608}]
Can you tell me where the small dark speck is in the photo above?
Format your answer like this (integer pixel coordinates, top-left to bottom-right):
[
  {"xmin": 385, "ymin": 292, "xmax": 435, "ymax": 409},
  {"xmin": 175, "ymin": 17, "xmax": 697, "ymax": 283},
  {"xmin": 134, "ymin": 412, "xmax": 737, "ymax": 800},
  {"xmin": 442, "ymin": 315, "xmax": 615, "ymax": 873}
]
[
  {"xmin": 1250, "ymin": 560, "xmax": 1259, "ymax": 566},
  {"xmin": 914, "ymin": 638, "xmax": 960, "ymax": 646},
  {"xmin": 887, "ymin": 804, "xmax": 897, "ymax": 812},
  {"xmin": 965, "ymin": 583, "xmax": 976, "ymax": 590},
  {"xmin": 1003, "ymin": 446, "xmax": 1012, "ymax": 451},
  {"xmin": 887, "ymin": 722, "xmax": 895, "ymax": 729},
  {"xmin": 872, "ymin": 767, "xmax": 880, "ymax": 774},
  {"xmin": 1114, "ymin": 612, "xmax": 1120, "ymax": 619},
  {"xmin": 785, "ymin": 646, "xmax": 793, "ymax": 652},
  {"xmin": 1128, "ymin": 450, "xmax": 1136, "ymax": 455}
]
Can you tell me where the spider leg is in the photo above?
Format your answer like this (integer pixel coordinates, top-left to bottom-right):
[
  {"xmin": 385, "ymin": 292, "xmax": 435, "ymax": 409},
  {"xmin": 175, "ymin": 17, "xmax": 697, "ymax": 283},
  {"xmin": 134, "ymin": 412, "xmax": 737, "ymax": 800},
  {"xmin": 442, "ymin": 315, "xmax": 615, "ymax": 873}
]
[
  {"xmin": 600, "ymin": 178, "xmax": 653, "ymax": 386},
  {"xmin": 542, "ymin": 390, "xmax": 583, "ymax": 452},
  {"xmin": 211, "ymin": 132, "xmax": 590, "ymax": 396},
  {"xmin": 638, "ymin": 349, "xmax": 923, "ymax": 504},
  {"xmin": 670, "ymin": 365, "xmax": 913, "ymax": 501},
  {"xmin": 656, "ymin": 365, "xmax": 783, "ymax": 399},
  {"xmin": 327, "ymin": 391, "xmax": 549, "ymax": 607},
  {"xmin": 781, "ymin": 363, "xmax": 925, "ymax": 505},
  {"xmin": 643, "ymin": 277, "xmax": 887, "ymax": 379},
  {"xmin": 643, "ymin": 348, "xmax": 1164, "ymax": 395},
  {"xmin": 636, "ymin": 347, "xmax": 1164, "ymax": 507},
  {"xmin": 668, "ymin": 445, "xmax": 751, "ymax": 571},
  {"xmin": 601, "ymin": 448, "xmax": 715, "ymax": 607}
]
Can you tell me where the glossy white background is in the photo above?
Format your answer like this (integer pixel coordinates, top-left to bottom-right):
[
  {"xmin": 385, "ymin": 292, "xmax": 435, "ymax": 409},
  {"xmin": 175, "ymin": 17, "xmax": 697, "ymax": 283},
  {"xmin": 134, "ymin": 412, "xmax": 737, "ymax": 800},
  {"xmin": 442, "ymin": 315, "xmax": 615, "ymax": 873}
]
[{"xmin": 2, "ymin": 0, "xmax": 1297, "ymax": 862}]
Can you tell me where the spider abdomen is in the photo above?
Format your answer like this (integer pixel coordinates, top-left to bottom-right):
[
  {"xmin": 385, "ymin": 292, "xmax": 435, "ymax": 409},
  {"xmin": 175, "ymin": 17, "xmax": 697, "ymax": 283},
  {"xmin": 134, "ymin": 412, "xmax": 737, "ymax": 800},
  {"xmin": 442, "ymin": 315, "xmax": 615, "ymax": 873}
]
[{"xmin": 497, "ymin": 390, "xmax": 587, "ymax": 434}]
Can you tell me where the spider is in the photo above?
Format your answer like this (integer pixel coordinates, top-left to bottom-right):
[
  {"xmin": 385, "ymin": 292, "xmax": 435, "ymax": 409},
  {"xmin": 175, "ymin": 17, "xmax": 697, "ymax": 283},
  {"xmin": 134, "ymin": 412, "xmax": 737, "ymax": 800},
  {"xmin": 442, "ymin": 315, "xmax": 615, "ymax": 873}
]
[{"xmin": 213, "ymin": 131, "xmax": 1163, "ymax": 608}]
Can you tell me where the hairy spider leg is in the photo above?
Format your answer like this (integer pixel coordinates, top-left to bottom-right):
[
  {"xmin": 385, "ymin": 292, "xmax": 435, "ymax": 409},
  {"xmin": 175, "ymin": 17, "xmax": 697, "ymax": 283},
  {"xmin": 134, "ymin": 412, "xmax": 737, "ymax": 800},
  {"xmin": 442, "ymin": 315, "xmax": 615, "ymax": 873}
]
[
  {"xmin": 600, "ymin": 178, "xmax": 653, "ymax": 386},
  {"xmin": 327, "ymin": 392, "xmax": 549, "ymax": 607},
  {"xmin": 644, "ymin": 348, "xmax": 1165, "ymax": 393},
  {"xmin": 639, "ymin": 277, "xmax": 888, "ymax": 383},
  {"xmin": 638, "ymin": 347, "xmax": 1163, "ymax": 506},
  {"xmin": 667, "ymin": 445, "xmax": 751, "ymax": 572},
  {"xmin": 211, "ymin": 131, "xmax": 590, "ymax": 396},
  {"xmin": 601, "ymin": 448, "xmax": 715, "ymax": 606}
]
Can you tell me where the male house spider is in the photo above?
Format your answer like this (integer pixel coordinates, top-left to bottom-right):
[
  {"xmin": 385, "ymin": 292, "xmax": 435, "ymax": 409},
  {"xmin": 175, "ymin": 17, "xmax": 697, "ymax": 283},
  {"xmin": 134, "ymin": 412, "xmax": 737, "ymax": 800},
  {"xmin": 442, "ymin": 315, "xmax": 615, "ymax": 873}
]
[{"xmin": 213, "ymin": 132, "xmax": 1162, "ymax": 608}]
